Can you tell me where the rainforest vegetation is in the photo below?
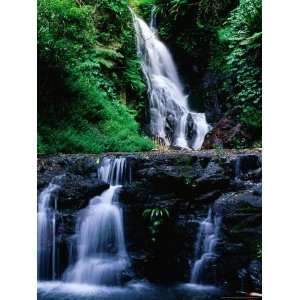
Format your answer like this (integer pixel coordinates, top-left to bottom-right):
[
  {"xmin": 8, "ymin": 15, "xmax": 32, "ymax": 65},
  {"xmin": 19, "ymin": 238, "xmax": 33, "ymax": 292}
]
[{"xmin": 37, "ymin": 0, "xmax": 261, "ymax": 153}]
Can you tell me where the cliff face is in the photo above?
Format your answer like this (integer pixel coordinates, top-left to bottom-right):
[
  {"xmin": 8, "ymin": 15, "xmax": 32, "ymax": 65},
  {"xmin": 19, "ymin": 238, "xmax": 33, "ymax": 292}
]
[{"xmin": 37, "ymin": 150, "xmax": 261, "ymax": 293}]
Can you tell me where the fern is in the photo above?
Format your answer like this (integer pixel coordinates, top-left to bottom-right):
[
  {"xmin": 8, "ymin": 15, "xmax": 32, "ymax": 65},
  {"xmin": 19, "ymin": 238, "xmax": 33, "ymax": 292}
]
[{"xmin": 95, "ymin": 45, "xmax": 124, "ymax": 59}]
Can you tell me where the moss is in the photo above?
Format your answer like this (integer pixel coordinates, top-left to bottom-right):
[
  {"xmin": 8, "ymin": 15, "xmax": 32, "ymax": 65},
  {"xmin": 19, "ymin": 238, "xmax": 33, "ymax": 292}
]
[{"xmin": 173, "ymin": 155, "xmax": 197, "ymax": 166}]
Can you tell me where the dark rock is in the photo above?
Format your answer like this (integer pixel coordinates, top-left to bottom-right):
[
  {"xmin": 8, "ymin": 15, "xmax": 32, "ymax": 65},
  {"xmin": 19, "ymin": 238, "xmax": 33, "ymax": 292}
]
[
  {"xmin": 165, "ymin": 112, "xmax": 176, "ymax": 139},
  {"xmin": 248, "ymin": 260, "xmax": 262, "ymax": 293},
  {"xmin": 212, "ymin": 188, "xmax": 261, "ymax": 291},
  {"xmin": 202, "ymin": 107, "xmax": 255, "ymax": 149},
  {"xmin": 194, "ymin": 191, "xmax": 222, "ymax": 204},
  {"xmin": 186, "ymin": 113, "xmax": 198, "ymax": 148},
  {"xmin": 121, "ymin": 268, "xmax": 136, "ymax": 284},
  {"xmin": 57, "ymin": 174, "xmax": 110, "ymax": 210}
]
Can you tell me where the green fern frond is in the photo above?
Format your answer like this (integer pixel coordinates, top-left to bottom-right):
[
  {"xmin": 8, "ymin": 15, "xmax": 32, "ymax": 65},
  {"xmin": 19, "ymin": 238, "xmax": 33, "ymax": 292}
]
[
  {"xmin": 98, "ymin": 58, "xmax": 115, "ymax": 68},
  {"xmin": 95, "ymin": 45, "xmax": 124, "ymax": 59}
]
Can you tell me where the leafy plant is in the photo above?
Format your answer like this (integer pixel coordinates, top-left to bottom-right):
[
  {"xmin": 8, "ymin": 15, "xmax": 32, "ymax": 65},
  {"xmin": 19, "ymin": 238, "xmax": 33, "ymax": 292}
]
[
  {"xmin": 257, "ymin": 241, "xmax": 262, "ymax": 259},
  {"xmin": 213, "ymin": 143, "xmax": 228, "ymax": 161},
  {"xmin": 183, "ymin": 177, "xmax": 192, "ymax": 186},
  {"xmin": 143, "ymin": 207, "xmax": 170, "ymax": 243},
  {"xmin": 219, "ymin": 0, "xmax": 262, "ymax": 132},
  {"xmin": 231, "ymin": 136, "xmax": 248, "ymax": 149}
]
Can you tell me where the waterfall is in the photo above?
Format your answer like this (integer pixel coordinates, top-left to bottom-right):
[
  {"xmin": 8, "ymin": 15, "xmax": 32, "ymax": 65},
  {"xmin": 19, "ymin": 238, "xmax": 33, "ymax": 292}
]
[
  {"xmin": 37, "ymin": 183, "xmax": 60, "ymax": 280},
  {"xmin": 63, "ymin": 157, "xmax": 130, "ymax": 286},
  {"xmin": 190, "ymin": 208, "xmax": 220, "ymax": 284},
  {"xmin": 149, "ymin": 6, "xmax": 157, "ymax": 31},
  {"xmin": 234, "ymin": 156, "xmax": 241, "ymax": 179},
  {"xmin": 131, "ymin": 8, "xmax": 210, "ymax": 150}
]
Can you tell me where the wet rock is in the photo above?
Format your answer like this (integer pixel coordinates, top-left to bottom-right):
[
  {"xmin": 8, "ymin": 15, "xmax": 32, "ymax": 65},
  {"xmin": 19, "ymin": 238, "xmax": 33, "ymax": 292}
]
[
  {"xmin": 212, "ymin": 189, "xmax": 261, "ymax": 291},
  {"xmin": 57, "ymin": 174, "xmax": 109, "ymax": 210},
  {"xmin": 193, "ymin": 191, "xmax": 222, "ymax": 204},
  {"xmin": 248, "ymin": 260, "xmax": 262, "ymax": 293},
  {"xmin": 186, "ymin": 113, "xmax": 198, "ymax": 148},
  {"xmin": 202, "ymin": 107, "xmax": 255, "ymax": 149},
  {"xmin": 121, "ymin": 268, "xmax": 136, "ymax": 284},
  {"xmin": 165, "ymin": 112, "xmax": 176, "ymax": 139}
]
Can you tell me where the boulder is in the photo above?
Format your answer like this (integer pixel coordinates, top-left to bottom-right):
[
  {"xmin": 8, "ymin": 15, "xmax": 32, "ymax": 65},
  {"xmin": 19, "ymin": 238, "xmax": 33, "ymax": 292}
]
[{"xmin": 203, "ymin": 107, "xmax": 255, "ymax": 149}]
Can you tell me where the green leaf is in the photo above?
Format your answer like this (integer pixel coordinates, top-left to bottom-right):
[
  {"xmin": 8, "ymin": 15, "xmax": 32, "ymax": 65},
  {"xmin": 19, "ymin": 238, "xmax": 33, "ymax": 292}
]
[{"xmin": 153, "ymin": 221, "xmax": 161, "ymax": 226}]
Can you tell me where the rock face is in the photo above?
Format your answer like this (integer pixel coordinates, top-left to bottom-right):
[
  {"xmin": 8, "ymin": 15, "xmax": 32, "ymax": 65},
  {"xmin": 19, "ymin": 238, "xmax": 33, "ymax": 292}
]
[
  {"xmin": 202, "ymin": 108, "xmax": 257, "ymax": 149},
  {"xmin": 37, "ymin": 150, "xmax": 261, "ymax": 293}
]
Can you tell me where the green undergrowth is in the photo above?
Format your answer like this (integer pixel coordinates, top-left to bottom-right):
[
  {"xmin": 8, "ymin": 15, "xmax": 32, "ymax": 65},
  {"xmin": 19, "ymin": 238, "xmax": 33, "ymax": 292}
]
[{"xmin": 38, "ymin": 0, "xmax": 153, "ymax": 153}]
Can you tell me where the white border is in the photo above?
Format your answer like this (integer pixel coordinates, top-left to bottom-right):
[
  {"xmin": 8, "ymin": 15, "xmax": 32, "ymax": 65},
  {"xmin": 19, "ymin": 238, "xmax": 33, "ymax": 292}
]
[
  {"xmin": 0, "ymin": 0, "xmax": 36, "ymax": 299},
  {"xmin": 0, "ymin": 0, "xmax": 300, "ymax": 299},
  {"xmin": 263, "ymin": 0, "xmax": 300, "ymax": 299}
]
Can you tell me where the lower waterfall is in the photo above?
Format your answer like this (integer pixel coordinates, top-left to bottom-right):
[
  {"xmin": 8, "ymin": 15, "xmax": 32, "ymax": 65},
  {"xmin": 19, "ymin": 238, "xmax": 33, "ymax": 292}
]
[
  {"xmin": 63, "ymin": 157, "xmax": 130, "ymax": 286},
  {"xmin": 190, "ymin": 208, "xmax": 221, "ymax": 284},
  {"xmin": 37, "ymin": 183, "xmax": 60, "ymax": 280}
]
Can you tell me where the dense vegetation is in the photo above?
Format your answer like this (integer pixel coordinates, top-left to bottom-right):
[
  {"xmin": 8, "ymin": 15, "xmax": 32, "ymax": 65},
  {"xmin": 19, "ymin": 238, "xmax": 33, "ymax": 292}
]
[
  {"xmin": 38, "ymin": 0, "xmax": 261, "ymax": 153},
  {"xmin": 38, "ymin": 0, "xmax": 153, "ymax": 153}
]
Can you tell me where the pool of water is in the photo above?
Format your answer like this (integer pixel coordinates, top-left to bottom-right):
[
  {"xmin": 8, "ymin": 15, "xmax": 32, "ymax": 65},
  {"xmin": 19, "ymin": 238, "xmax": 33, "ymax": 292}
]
[{"xmin": 38, "ymin": 281, "xmax": 224, "ymax": 300}]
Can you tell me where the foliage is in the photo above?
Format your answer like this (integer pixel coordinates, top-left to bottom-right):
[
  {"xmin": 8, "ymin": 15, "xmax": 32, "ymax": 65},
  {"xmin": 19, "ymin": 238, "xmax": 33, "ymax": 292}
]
[
  {"xmin": 143, "ymin": 207, "xmax": 170, "ymax": 243},
  {"xmin": 230, "ymin": 136, "xmax": 249, "ymax": 150},
  {"xmin": 256, "ymin": 241, "xmax": 262, "ymax": 259},
  {"xmin": 213, "ymin": 143, "xmax": 228, "ymax": 163},
  {"xmin": 152, "ymin": 136, "xmax": 170, "ymax": 152},
  {"xmin": 219, "ymin": 0, "xmax": 262, "ymax": 132},
  {"xmin": 253, "ymin": 140, "xmax": 262, "ymax": 148},
  {"xmin": 183, "ymin": 176, "xmax": 194, "ymax": 186},
  {"xmin": 152, "ymin": 0, "xmax": 238, "ymax": 63},
  {"xmin": 38, "ymin": 0, "xmax": 153, "ymax": 153}
]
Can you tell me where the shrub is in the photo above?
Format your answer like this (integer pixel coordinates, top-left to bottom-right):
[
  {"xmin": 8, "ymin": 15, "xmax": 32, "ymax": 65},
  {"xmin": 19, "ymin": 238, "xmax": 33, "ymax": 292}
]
[{"xmin": 38, "ymin": 0, "xmax": 153, "ymax": 153}]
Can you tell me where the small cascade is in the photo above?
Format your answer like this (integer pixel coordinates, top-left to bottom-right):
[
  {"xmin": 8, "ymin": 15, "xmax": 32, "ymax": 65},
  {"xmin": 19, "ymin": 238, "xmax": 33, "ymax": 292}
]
[
  {"xmin": 234, "ymin": 156, "xmax": 241, "ymax": 179},
  {"xmin": 190, "ymin": 208, "xmax": 221, "ymax": 284},
  {"xmin": 149, "ymin": 6, "xmax": 157, "ymax": 32},
  {"xmin": 63, "ymin": 157, "xmax": 130, "ymax": 286},
  {"xmin": 131, "ymin": 8, "xmax": 210, "ymax": 150},
  {"xmin": 37, "ymin": 183, "xmax": 60, "ymax": 280}
]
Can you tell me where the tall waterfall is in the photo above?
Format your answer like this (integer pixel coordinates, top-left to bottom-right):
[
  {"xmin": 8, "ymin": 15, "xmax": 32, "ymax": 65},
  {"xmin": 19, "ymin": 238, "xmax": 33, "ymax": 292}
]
[
  {"xmin": 37, "ymin": 183, "xmax": 60, "ymax": 280},
  {"xmin": 190, "ymin": 208, "xmax": 220, "ymax": 284},
  {"xmin": 131, "ymin": 8, "xmax": 210, "ymax": 150},
  {"xmin": 63, "ymin": 157, "xmax": 130, "ymax": 286}
]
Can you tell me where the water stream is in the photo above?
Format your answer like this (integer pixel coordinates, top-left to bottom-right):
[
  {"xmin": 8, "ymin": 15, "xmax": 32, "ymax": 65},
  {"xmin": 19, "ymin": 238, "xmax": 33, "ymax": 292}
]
[
  {"xmin": 38, "ymin": 183, "xmax": 60, "ymax": 280},
  {"xmin": 63, "ymin": 157, "xmax": 130, "ymax": 286},
  {"xmin": 131, "ymin": 8, "xmax": 210, "ymax": 150},
  {"xmin": 190, "ymin": 208, "xmax": 221, "ymax": 284}
]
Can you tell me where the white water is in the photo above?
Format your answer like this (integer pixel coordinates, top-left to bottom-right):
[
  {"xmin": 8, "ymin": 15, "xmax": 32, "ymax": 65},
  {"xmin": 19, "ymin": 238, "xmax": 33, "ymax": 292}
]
[
  {"xmin": 63, "ymin": 157, "xmax": 130, "ymax": 286},
  {"xmin": 38, "ymin": 183, "xmax": 60, "ymax": 280},
  {"xmin": 190, "ymin": 208, "xmax": 220, "ymax": 283},
  {"xmin": 131, "ymin": 8, "xmax": 210, "ymax": 149}
]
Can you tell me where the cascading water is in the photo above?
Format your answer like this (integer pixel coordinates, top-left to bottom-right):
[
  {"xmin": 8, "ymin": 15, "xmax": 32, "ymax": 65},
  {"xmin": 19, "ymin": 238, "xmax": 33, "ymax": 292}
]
[
  {"xmin": 63, "ymin": 157, "xmax": 130, "ymax": 286},
  {"xmin": 190, "ymin": 208, "xmax": 221, "ymax": 284},
  {"xmin": 131, "ymin": 8, "xmax": 210, "ymax": 150},
  {"xmin": 38, "ymin": 183, "xmax": 60, "ymax": 280}
]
